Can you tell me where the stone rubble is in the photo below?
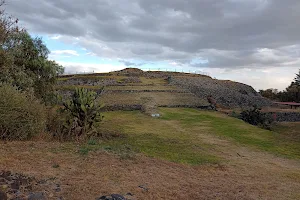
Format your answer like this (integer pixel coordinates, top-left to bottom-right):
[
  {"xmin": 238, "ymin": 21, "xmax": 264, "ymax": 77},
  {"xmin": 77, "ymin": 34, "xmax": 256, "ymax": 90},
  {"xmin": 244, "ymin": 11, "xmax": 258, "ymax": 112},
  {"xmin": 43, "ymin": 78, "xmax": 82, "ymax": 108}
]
[{"xmin": 0, "ymin": 171, "xmax": 63, "ymax": 200}]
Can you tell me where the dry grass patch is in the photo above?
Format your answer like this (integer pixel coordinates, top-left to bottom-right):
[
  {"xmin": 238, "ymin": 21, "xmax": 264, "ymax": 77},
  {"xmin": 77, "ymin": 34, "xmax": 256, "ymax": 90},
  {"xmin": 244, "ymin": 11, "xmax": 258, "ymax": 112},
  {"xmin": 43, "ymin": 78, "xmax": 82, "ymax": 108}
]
[
  {"xmin": 99, "ymin": 92, "xmax": 207, "ymax": 106},
  {"xmin": 105, "ymin": 85, "xmax": 180, "ymax": 91},
  {"xmin": 139, "ymin": 77, "xmax": 168, "ymax": 85}
]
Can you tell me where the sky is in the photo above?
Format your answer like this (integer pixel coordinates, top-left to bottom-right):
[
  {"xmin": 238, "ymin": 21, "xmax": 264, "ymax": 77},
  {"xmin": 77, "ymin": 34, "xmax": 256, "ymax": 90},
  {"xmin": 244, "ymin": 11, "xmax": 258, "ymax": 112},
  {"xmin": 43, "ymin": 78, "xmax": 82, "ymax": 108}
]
[{"xmin": 4, "ymin": 0, "xmax": 300, "ymax": 91}]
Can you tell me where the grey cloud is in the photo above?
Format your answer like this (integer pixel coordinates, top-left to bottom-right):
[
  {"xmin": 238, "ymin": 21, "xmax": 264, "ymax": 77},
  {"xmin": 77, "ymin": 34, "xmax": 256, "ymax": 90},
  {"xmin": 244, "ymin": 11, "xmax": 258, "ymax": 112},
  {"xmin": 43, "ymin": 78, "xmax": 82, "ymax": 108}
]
[
  {"xmin": 119, "ymin": 60, "xmax": 146, "ymax": 67},
  {"xmin": 4, "ymin": 0, "xmax": 300, "ymax": 69}
]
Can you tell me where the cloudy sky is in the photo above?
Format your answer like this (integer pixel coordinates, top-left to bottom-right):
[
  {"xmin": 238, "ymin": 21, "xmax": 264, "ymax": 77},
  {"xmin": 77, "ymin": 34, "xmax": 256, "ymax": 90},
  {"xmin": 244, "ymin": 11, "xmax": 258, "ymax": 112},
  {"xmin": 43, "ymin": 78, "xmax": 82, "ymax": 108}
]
[{"xmin": 4, "ymin": 0, "xmax": 300, "ymax": 90}]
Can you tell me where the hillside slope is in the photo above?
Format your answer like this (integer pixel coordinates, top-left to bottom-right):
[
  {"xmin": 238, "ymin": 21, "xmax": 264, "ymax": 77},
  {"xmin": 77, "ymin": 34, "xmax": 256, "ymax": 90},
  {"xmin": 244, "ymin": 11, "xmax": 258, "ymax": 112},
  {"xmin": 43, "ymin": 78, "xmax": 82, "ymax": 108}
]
[{"xmin": 57, "ymin": 68, "xmax": 271, "ymax": 110}]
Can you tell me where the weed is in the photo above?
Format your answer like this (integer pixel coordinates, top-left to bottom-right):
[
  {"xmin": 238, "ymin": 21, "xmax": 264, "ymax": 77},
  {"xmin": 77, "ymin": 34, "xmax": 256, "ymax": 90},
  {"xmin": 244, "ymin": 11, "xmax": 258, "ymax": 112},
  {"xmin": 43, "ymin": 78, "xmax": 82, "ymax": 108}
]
[
  {"xmin": 78, "ymin": 147, "xmax": 90, "ymax": 155},
  {"xmin": 87, "ymin": 139, "xmax": 97, "ymax": 145},
  {"xmin": 52, "ymin": 164, "xmax": 60, "ymax": 168}
]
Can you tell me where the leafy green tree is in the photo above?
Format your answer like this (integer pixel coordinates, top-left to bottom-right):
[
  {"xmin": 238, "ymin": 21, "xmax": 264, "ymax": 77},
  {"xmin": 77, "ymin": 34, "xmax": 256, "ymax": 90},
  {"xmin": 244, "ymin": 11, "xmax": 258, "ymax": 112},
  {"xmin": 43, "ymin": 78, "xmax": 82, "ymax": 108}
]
[
  {"xmin": 259, "ymin": 88, "xmax": 278, "ymax": 100},
  {"xmin": 0, "ymin": 2, "xmax": 64, "ymax": 101}
]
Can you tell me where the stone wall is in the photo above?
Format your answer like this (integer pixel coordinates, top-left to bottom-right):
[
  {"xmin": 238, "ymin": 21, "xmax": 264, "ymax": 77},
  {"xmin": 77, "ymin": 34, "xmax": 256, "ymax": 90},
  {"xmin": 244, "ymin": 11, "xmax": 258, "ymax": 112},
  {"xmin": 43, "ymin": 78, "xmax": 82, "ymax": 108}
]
[
  {"xmin": 58, "ymin": 76, "xmax": 142, "ymax": 86},
  {"xmin": 265, "ymin": 112, "xmax": 300, "ymax": 122},
  {"xmin": 104, "ymin": 90, "xmax": 189, "ymax": 94},
  {"xmin": 112, "ymin": 68, "xmax": 210, "ymax": 79},
  {"xmin": 100, "ymin": 104, "xmax": 142, "ymax": 111},
  {"xmin": 169, "ymin": 76, "xmax": 272, "ymax": 108},
  {"xmin": 58, "ymin": 78, "xmax": 118, "ymax": 86}
]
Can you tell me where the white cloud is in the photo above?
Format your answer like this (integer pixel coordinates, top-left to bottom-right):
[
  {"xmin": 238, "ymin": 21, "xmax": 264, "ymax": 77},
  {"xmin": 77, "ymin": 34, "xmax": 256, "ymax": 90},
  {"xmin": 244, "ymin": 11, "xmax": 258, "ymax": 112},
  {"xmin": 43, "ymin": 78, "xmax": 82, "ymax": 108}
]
[
  {"xmin": 50, "ymin": 35, "xmax": 61, "ymax": 40},
  {"xmin": 57, "ymin": 61, "xmax": 125, "ymax": 74},
  {"xmin": 86, "ymin": 52, "xmax": 97, "ymax": 56},
  {"xmin": 51, "ymin": 50, "xmax": 80, "ymax": 57},
  {"xmin": 204, "ymin": 67, "xmax": 298, "ymax": 91}
]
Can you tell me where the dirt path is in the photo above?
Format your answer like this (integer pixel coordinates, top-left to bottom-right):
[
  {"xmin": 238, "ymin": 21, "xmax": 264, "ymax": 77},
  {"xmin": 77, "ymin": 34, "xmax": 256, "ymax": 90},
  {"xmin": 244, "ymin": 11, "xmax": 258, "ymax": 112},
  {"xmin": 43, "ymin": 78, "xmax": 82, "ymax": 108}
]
[{"xmin": 1, "ymin": 140, "xmax": 300, "ymax": 200}]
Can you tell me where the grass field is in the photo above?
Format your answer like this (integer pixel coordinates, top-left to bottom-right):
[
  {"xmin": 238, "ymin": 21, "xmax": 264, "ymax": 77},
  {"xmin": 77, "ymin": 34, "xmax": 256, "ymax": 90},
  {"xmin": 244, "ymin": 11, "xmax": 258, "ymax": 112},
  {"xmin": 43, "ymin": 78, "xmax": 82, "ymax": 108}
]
[
  {"xmin": 1, "ymin": 108, "xmax": 300, "ymax": 199},
  {"xmin": 160, "ymin": 108, "xmax": 300, "ymax": 159},
  {"xmin": 79, "ymin": 108, "xmax": 300, "ymax": 164}
]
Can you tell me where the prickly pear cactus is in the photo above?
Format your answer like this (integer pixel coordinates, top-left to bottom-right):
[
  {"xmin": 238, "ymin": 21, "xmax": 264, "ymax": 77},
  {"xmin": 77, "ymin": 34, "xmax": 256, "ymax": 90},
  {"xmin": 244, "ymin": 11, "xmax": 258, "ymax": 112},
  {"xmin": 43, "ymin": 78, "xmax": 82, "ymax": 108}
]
[{"xmin": 63, "ymin": 87, "xmax": 104, "ymax": 137}]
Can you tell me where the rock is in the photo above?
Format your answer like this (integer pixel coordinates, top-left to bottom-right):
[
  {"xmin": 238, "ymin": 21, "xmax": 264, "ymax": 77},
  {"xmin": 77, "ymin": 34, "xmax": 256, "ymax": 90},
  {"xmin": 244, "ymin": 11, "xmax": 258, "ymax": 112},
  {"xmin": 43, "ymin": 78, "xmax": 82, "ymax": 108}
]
[
  {"xmin": 0, "ymin": 191, "xmax": 7, "ymax": 200},
  {"xmin": 111, "ymin": 194, "xmax": 126, "ymax": 200},
  {"xmin": 53, "ymin": 184, "xmax": 61, "ymax": 192},
  {"xmin": 138, "ymin": 185, "xmax": 149, "ymax": 191},
  {"xmin": 151, "ymin": 113, "xmax": 160, "ymax": 117},
  {"xmin": 27, "ymin": 192, "xmax": 46, "ymax": 200},
  {"xmin": 169, "ymin": 76, "xmax": 272, "ymax": 108},
  {"xmin": 96, "ymin": 194, "xmax": 126, "ymax": 200}
]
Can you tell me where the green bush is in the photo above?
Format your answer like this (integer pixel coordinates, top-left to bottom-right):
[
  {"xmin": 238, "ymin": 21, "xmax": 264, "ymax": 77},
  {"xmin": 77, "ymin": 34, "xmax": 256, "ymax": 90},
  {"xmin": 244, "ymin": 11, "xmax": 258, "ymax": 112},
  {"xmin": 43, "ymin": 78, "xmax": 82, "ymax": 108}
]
[
  {"xmin": 240, "ymin": 106, "xmax": 273, "ymax": 130},
  {"xmin": 61, "ymin": 88, "xmax": 104, "ymax": 139},
  {"xmin": 0, "ymin": 84, "xmax": 46, "ymax": 140}
]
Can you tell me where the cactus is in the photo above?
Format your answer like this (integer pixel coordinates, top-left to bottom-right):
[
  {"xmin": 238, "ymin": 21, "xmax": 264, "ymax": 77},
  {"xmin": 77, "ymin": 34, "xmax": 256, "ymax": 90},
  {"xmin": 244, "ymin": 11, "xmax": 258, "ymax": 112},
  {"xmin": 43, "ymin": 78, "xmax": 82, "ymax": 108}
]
[{"xmin": 62, "ymin": 87, "xmax": 104, "ymax": 137}]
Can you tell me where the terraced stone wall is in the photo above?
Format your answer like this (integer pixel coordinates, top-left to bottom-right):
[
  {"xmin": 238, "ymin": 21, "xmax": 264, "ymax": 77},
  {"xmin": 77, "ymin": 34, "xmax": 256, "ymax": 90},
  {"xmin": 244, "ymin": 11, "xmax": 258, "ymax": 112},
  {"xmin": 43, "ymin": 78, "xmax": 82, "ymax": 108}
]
[{"xmin": 169, "ymin": 76, "xmax": 272, "ymax": 108}]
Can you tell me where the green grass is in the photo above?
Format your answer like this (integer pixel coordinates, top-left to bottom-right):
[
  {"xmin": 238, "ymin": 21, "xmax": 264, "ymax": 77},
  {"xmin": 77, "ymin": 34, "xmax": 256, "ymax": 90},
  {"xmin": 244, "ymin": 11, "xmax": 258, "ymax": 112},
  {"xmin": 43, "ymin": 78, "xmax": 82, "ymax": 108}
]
[
  {"xmin": 76, "ymin": 108, "xmax": 299, "ymax": 165},
  {"xmin": 86, "ymin": 110, "xmax": 220, "ymax": 165},
  {"xmin": 56, "ymin": 85, "xmax": 103, "ymax": 91},
  {"xmin": 160, "ymin": 108, "xmax": 300, "ymax": 159}
]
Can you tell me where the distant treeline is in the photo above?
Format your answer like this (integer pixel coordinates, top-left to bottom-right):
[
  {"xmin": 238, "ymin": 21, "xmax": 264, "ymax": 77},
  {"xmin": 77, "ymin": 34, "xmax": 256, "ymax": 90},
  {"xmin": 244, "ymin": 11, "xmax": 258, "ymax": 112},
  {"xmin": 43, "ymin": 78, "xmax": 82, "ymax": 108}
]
[{"xmin": 259, "ymin": 70, "xmax": 300, "ymax": 102}]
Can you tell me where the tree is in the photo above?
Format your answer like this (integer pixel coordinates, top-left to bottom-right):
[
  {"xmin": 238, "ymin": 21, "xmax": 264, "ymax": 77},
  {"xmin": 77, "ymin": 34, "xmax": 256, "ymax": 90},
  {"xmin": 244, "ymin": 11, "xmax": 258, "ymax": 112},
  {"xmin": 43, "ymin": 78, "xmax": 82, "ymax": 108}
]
[
  {"xmin": 295, "ymin": 69, "xmax": 300, "ymax": 85},
  {"xmin": 259, "ymin": 69, "xmax": 300, "ymax": 103},
  {"xmin": 259, "ymin": 88, "xmax": 278, "ymax": 100},
  {"xmin": 0, "ymin": 2, "xmax": 64, "ymax": 101}
]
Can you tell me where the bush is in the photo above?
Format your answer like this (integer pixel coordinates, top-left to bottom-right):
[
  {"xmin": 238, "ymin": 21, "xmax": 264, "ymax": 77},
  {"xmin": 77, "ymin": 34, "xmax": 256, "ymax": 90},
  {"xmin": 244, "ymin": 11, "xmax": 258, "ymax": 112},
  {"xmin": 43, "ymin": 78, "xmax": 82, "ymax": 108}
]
[
  {"xmin": 60, "ymin": 88, "xmax": 104, "ymax": 139},
  {"xmin": 0, "ymin": 84, "xmax": 46, "ymax": 140},
  {"xmin": 229, "ymin": 110, "xmax": 240, "ymax": 118},
  {"xmin": 45, "ymin": 106, "xmax": 67, "ymax": 141},
  {"xmin": 240, "ymin": 106, "xmax": 273, "ymax": 130}
]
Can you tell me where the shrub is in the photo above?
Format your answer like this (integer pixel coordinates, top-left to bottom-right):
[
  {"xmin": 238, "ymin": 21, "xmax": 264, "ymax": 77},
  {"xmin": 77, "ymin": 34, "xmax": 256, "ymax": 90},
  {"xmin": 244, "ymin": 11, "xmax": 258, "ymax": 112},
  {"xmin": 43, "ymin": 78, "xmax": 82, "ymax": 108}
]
[
  {"xmin": 0, "ymin": 84, "xmax": 46, "ymax": 140},
  {"xmin": 61, "ymin": 88, "xmax": 104, "ymax": 139},
  {"xmin": 240, "ymin": 106, "xmax": 273, "ymax": 130},
  {"xmin": 45, "ymin": 106, "xmax": 67, "ymax": 141},
  {"xmin": 229, "ymin": 110, "xmax": 240, "ymax": 118}
]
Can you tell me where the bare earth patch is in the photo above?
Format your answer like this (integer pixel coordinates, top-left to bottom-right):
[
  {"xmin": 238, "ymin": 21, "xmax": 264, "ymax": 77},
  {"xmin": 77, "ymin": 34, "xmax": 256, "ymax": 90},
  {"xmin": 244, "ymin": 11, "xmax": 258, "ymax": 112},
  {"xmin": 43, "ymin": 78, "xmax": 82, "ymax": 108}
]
[{"xmin": 1, "ymin": 141, "xmax": 300, "ymax": 200}]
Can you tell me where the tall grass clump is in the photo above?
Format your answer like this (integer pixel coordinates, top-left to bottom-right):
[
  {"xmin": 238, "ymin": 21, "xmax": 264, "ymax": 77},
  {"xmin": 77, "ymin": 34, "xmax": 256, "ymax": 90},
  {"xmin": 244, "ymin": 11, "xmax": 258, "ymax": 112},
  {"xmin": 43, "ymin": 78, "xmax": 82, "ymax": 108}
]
[{"xmin": 0, "ymin": 84, "xmax": 46, "ymax": 140}]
